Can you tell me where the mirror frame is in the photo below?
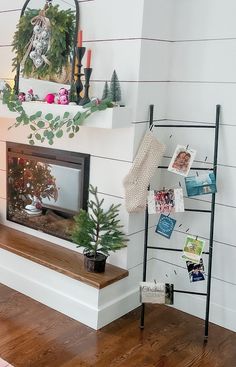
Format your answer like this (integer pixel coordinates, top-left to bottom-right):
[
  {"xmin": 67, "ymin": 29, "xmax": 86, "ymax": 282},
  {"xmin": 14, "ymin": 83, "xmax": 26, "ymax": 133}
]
[{"xmin": 14, "ymin": 0, "xmax": 80, "ymax": 94}]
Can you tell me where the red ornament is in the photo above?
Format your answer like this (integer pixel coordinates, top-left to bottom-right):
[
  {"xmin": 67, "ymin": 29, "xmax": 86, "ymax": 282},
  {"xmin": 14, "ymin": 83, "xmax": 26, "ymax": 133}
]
[
  {"xmin": 18, "ymin": 158, "xmax": 25, "ymax": 165},
  {"xmin": 45, "ymin": 93, "xmax": 55, "ymax": 104},
  {"xmin": 35, "ymin": 201, "xmax": 42, "ymax": 210}
]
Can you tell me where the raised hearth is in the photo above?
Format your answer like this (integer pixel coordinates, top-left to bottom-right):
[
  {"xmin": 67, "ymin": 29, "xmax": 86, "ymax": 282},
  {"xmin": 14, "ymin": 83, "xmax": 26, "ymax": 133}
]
[{"xmin": 0, "ymin": 224, "xmax": 128, "ymax": 289}]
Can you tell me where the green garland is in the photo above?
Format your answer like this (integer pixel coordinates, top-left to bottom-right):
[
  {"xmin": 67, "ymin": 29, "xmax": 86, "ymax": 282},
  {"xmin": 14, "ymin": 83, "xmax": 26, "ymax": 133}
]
[
  {"xmin": 2, "ymin": 87, "xmax": 114, "ymax": 145},
  {"xmin": 12, "ymin": 5, "xmax": 75, "ymax": 79}
]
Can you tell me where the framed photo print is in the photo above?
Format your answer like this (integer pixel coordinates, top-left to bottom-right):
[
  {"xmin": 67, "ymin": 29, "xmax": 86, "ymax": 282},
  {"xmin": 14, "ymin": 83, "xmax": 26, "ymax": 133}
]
[
  {"xmin": 182, "ymin": 235, "xmax": 205, "ymax": 263},
  {"xmin": 185, "ymin": 172, "xmax": 217, "ymax": 197},
  {"xmin": 140, "ymin": 282, "xmax": 174, "ymax": 304},
  {"xmin": 148, "ymin": 188, "xmax": 184, "ymax": 214},
  {"xmin": 186, "ymin": 258, "xmax": 205, "ymax": 283},
  {"xmin": 168, "ymin": 145, "xmax": 196, "ymax": 177},
  {"xmin": 155, "ymin": 214, "xmax": 176, "ymax": 239}
]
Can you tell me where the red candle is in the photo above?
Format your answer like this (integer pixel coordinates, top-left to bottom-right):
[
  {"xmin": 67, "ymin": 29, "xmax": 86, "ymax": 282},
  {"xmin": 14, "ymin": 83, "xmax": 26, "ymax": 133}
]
[
  {"xmin": 77, "ymin": 30, "xmax": 83, "ymax": 47},
  {"xmin": 86, "ymin": 49, "xmax": 92, "ymax": 68}
]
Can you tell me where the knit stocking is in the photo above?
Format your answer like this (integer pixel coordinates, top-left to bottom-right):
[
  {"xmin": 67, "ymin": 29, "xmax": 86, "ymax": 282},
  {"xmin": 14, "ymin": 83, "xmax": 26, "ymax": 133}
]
[{"xmin": 123, "ymin": 132, "xmax": 165, "ymax": 213}]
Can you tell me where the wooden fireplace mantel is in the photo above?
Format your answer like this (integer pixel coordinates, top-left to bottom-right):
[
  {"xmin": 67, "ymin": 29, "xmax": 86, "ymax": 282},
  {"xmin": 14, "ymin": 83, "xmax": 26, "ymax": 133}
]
[{"xmin": 0, "ymin": 224, "xmax": 128, "ymax": 289}]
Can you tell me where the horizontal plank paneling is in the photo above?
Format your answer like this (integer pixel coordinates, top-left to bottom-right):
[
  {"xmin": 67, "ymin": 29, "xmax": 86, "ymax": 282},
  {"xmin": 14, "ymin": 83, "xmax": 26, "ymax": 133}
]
[
  {"xmin": 0, "ymin": 1, "xmax": 25, "ymax": 11},
  {"xmin": 167, "ymin": 83, "xmax": 236, "ymax": 125},
  {"xmin": 90, "ymin": 156, "xmax": 131, "ymax": 198},
  {"xmin": 134, "ymin": 82, "xmax": 168, "ymax": 122},
  {"xmin": 142, "ymin": 0, "xmax": 173, "ymax": 40},
  {"xmin": 153, "ymin": 123, "xmax": 236, "ymax": 167},
  {"xmin": 0, "ymin": 41, "xmax": 170, "ymax": 83},
  {"xmin": 0, "ymin": 47, "xmax": 15, "ymax": 80},
  {"xmin": 159, "ymin": 0, "xmax": 236, "ymax": 333},
  {"xmin": 0, "ymin": 11, "xmax": 19, "ymax": 44},
  {"xmin": 153, "ymin": 125, "xmax": 215, "ymax": 163},
  {"xmin": 0, "ymin": 41, "xmax": 142, "ymax": 81},
  {"xmin": 81, "ymin": 0, "xmax": 143, "ymax": 40},
  {"xmin": 139, "ymin": 40, "xmax": 170, "ymax": 81},
  {"xmin": 172, "ymin": 0, "xmax": 236, "ymax": 41},
  {"xmin": 86, "ymin": 40, "xmax": 169, "ymax": 81},
  {"xmin": 170, "ymin": 40, "xmax": 236, "ymax": 82}
]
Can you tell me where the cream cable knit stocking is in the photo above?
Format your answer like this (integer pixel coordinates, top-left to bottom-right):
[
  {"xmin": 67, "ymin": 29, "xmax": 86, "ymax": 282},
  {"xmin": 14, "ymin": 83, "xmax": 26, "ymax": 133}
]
[{"xmin": 123, "ymin": 132, "xmax": 166, "ymax": 213}]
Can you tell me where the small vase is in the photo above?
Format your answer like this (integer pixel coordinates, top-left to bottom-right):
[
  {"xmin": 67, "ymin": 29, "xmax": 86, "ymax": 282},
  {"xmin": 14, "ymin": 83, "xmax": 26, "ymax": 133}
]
[
  {"xmin": 84, "ymin": 252, "xmax": 107, "ymax": 273},
  {"xmin": 25, "ymin": 196, "xmax": 42, "ymax": 215}
]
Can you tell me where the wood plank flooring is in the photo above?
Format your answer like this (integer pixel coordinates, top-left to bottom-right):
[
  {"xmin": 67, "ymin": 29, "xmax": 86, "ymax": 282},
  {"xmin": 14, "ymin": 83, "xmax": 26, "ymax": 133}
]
[{"xmin": 0, "ymin": 283, "xmax": 236, "ymax": 367}]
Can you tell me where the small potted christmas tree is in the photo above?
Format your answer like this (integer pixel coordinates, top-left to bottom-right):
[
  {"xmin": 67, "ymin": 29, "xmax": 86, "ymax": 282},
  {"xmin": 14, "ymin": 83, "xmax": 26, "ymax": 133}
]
[{"xmin": 71, "ymin": 185, "xmax": 128, "ymax": 273}]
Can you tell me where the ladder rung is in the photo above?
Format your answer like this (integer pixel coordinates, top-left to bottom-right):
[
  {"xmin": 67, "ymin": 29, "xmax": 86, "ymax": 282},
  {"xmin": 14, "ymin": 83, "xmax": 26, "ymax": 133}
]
[
  {"xmin": 147, "ymin": 246, "xmax": 209, "ymax": 255},
  {"xmin": 147, "ymin": 246, "xmax": 182, "ymax": 252},
  {"xmin": 154, "ymin": 124, "xmax": 216, "ymax": 129},
  {"xmin": 174, "ymin": 290, "xmax": 207, "ymax": 296},
  {"xmin": 185, "ymin": 208, "xmax": 212, "ymax": 213},
  {"xmin": 158, "ymin": 165, "xmax": 214, "ymax": 171}
]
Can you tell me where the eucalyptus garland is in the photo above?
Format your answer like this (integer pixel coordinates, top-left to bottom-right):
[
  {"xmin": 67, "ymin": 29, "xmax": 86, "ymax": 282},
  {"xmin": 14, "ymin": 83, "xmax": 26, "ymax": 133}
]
[
  {"xmin": 2, "ymin": 87, "xmax": 114, "ymax": 145},
  {"xmin": 12, "ymin": 5, "xmax": 75, "ymax": 79}
]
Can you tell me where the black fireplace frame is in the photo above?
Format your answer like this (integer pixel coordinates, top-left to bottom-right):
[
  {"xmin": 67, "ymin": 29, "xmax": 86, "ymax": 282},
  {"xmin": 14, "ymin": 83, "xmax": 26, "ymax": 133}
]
[{"xmin": 6, "ymin": 142, "xmax": 90, "ymax": 225}]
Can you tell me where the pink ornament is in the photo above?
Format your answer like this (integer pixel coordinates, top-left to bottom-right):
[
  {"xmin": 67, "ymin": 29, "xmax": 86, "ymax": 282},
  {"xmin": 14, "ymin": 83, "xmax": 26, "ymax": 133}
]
[
  {"xmin": 45, "ymin": 93, "xmax": 55, "ymax": 104},
  {"xmin": 59, "ymin": 88, "xmax": 69, "ymax": 96},
  {"xmin": 95, "ymin": 98, "xmax": 101, "ymax": 105},
  {"xmin": 28, "ymin": 89, "xmax": 34, "ymax": 95},
  {"xmin": 18, "ymin": 92, "xmax": 26, "ymax": 102},
  {"xmin": 59, "ymin": 95, "xmax": 69, "ymax": 105}
]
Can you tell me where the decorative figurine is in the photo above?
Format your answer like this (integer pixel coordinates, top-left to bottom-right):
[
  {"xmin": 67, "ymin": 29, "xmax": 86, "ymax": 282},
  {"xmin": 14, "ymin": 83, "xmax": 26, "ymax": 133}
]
[
  {"xmin": 18, "ymin": 92, "xmax": 26, "ymax": 102},
  {"xmin": 58, "ymin": 88, "xmax": 69, "ymax": 105}
]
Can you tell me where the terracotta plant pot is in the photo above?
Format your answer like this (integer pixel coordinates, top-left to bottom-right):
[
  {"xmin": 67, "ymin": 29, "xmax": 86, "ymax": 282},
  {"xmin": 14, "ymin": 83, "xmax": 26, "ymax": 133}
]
[{"xmin": 84, "ymin": 252, "xmax": 107, "ymax": 273}]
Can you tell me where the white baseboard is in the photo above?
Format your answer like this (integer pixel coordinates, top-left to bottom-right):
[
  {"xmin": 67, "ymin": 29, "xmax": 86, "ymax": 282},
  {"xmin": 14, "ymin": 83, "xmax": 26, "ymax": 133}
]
[
  {"xmin": 98, "ymin": 288, "xmax": 140, "ymax": 329},
  {"xmin": 172, "ymin": 291, "xmax": 236, "ymax": 333},
  {"xmin": 0, "ymin": 247, "xmax": 140, "ymax": 330}
]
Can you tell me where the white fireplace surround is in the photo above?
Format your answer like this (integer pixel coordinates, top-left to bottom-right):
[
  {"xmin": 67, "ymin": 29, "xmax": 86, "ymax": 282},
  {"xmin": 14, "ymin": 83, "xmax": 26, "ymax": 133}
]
[{"xmin": 0, "ymin": 101, "xmax": 148, "ymax": 329}]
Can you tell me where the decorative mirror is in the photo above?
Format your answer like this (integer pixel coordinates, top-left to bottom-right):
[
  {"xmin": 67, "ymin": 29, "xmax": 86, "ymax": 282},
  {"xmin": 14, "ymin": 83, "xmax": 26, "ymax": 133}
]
[{"xmin": 13, "ymin": 0, "xmax": 79, "ymax": 100}]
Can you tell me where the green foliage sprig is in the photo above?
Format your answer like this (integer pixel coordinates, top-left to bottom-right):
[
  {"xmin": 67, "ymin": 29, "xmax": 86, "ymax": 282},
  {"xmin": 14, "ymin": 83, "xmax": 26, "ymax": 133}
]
[
  {"xmin": 71, "ymin": 185, "xmax": 128, "ymax": 258},
  {"xmin": 12, "ymin": 5, "xmax": 75, "ymax": 79},
  {"xmin": 3, "ymin": 87, "xmax": 114, "ymax": 145}
]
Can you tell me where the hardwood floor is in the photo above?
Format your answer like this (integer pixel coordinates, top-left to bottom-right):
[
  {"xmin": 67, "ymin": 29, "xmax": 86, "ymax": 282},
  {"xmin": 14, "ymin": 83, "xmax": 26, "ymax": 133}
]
[{"xmin": 0, "ymin": 284, "xmax": 236, "ymax": 367}]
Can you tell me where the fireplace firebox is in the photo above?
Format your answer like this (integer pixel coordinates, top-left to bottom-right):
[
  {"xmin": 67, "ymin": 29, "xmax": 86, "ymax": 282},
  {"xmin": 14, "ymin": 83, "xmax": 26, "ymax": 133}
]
[{"xmin": 7, "ymin": 142, "xmax": 90, "ymax": 241}]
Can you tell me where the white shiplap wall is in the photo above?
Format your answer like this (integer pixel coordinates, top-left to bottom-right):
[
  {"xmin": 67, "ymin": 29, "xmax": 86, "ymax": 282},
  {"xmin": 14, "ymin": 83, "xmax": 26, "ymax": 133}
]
[
  {"xmin": 147, "ymin": 0, "xmax": 236, "ymax": 332},
  {"xmin": 0, "ymin": 0, "xmax": 146, "ymax": 328},
  {"xmin": 0, "ymin": 0, "xmax": 173, "ymax": 328},
  {"xmin": 1, "ymin": 0, "xmax": 235, "ymax": 332}
]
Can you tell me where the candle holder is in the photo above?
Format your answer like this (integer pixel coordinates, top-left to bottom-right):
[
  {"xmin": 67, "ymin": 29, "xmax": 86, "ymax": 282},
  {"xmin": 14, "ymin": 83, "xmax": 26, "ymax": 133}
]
[
  {"xmin": 75, "ymin": 46, "xmax": 86, "ymax": 104},
  {"xmin": 79, "ymin": 67, "xmax": 92, "ymax": 106}
]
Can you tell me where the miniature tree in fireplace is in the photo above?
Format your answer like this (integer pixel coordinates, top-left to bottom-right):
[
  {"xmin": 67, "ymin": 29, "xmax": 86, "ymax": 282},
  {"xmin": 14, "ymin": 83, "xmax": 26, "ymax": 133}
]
[{"xmin": 8, "ymin": 157, "xmax": 58, "ymax": 214}]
